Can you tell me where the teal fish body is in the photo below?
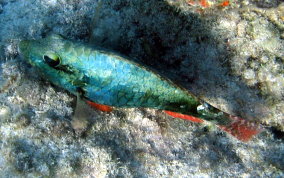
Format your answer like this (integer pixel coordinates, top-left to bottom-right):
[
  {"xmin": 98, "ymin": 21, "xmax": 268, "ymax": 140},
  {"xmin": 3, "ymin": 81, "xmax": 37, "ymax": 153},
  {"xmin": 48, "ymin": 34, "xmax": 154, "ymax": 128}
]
[
  {"xmin": 19, "ymin": 34, "xmax": 262, "ymax": 141},
  {"xmin": 20, "ymin": 35, "xmax": 200, "ymax": 114}
]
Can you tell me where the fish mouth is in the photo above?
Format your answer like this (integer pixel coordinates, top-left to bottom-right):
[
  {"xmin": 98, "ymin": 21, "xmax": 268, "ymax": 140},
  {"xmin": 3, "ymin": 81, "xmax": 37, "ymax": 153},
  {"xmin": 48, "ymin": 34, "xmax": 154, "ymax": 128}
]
[
  {"xmin": 19, "ymin": 40, "xmax": 32, "ymax": 61},
  {"xmin": 19, "ymin": 40, "xmax": 30, "ymax": 54}
]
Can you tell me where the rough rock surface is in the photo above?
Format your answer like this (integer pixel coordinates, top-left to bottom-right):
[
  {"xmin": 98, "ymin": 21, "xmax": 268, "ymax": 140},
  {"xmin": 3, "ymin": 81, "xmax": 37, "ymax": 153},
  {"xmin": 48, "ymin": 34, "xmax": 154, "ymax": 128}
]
[{"xmin": 0, "ymin": 0, "xmax": 283, "ymax": 177}]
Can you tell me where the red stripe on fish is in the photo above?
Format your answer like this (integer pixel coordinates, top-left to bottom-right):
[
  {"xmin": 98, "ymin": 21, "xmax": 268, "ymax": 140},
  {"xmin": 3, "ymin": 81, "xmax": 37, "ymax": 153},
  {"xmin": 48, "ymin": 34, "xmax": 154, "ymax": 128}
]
[
  {"xmin": 164, "ymin": 110, "xmax": 204, "ymax": 123},
  {"xmin": 86, "ymin": 101, "xmax": 113, "ymax": 112}
]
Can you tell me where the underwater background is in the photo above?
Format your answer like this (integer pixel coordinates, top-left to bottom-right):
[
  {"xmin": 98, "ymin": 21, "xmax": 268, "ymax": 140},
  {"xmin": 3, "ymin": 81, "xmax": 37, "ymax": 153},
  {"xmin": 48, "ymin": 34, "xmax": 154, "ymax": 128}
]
[{"xmin": 0, "ymin": 0, "xmax": 283, "ymax": 177}]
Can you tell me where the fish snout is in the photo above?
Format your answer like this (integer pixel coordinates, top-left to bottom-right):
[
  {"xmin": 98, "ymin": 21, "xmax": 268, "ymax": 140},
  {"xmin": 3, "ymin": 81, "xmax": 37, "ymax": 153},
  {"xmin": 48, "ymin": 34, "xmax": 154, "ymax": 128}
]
[
  {"xmin": 19, "ymin": 40, "xmax": 32, "ymax": 61},
  {"xmin": 19, "ymin": 40, "xmax": 30, "ymax": 54}
]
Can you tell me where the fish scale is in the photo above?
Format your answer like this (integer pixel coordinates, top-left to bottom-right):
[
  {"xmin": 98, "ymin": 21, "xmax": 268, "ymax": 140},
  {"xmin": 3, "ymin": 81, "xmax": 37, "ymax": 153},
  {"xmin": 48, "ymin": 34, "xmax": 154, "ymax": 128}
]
[{"xmin": 19, "ymin": 34, "xmax": 262, "ymax": 142}]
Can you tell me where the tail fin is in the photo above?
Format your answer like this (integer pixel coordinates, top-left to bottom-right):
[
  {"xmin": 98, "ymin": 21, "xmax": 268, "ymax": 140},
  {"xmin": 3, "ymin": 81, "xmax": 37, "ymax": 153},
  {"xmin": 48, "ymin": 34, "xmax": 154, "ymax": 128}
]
[
  {"xmin": 218, "ymin": 115, "xmax": 263, "ymax": 142},
  {"xmin": 164, "ymin": 111, "xmax": 262, "ymax": 142}
]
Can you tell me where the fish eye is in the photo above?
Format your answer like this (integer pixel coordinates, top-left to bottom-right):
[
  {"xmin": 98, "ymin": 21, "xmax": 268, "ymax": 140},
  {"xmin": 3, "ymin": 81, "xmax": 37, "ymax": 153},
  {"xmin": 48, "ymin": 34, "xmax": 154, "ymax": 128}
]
[{"xmin": 43, "ymin": 53, "xmax": 60, "ymax": 67}]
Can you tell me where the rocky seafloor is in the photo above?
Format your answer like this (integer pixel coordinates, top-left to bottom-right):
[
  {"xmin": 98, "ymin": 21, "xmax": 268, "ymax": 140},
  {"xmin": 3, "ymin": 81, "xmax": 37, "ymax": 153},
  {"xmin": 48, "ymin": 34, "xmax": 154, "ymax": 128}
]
[{"xmin": 0, "ymin": 0, "xmax": 283, "ymax": 177}]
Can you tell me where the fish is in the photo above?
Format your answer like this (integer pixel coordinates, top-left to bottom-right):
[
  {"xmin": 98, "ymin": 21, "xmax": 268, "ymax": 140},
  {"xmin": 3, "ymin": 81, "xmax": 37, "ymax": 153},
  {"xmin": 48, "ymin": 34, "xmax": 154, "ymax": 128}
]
[{"xmin": 19, "ymin": 34, "xmax": 262, "ymax": 142}]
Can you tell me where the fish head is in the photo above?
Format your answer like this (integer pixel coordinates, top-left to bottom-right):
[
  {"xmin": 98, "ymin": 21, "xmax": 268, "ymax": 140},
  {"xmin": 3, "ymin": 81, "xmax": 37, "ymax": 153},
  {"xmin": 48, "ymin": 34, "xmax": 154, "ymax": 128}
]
[
  {"xmin": 19, "ymin": 34, "xmax": 65, "ymax": 68},
  {"xmin": 19, "ymin": 34, "xmax": 78, "ymax": 94}
]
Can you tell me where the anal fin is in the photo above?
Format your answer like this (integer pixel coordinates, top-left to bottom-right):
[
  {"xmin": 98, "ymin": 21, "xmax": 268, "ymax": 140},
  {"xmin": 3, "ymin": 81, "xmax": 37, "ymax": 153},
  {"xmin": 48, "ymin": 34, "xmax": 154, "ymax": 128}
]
[
  {"xmin": 86, "ymin": 101, "xmax": 113, "ymax": 112},
  {"xmin": 164, "ymin": 111, "xmax": 204, "ymax": 123}
]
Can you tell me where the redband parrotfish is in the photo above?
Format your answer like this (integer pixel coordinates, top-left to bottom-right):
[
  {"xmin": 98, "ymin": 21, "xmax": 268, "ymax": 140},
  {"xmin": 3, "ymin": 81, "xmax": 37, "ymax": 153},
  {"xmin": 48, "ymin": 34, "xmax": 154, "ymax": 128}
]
[{"xmin": 19, "ymin": 34, "xmax": 262, "ymax": 142}]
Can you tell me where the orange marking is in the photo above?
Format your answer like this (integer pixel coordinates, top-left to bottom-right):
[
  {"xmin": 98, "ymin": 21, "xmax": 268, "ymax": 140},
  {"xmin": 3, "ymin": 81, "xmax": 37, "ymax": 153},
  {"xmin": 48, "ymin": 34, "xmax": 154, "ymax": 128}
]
[
  {"xmin": 86, "ymin": 101, "xmax": 113, "ymax": 112},
  {"xmin": 199, "ymin": 0, "xmax": 209, "ymax": 8},
  {"xmin": 164, "ymin": 111, "xmax": 204, "ymax": 123},
  {"xmin": 220, "ymin": 0, "xmax": 230, "ymax": 7}
]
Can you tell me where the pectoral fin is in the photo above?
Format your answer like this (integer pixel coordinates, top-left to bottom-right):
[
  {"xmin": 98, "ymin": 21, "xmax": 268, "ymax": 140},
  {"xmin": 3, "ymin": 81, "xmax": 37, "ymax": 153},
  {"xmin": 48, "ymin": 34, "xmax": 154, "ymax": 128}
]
[{"xmin": 71, "ymin": 95, "xmax": 93, "ymax": 133}]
